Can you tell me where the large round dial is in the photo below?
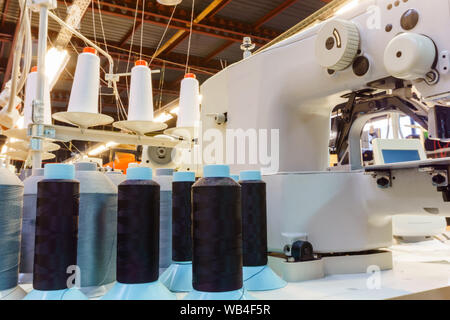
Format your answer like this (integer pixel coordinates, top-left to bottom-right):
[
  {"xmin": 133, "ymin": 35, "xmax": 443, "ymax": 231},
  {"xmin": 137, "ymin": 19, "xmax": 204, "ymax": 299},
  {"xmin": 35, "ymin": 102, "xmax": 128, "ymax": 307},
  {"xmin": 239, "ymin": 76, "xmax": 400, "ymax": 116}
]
[{"xmin": 315, "ymin": 19, "xmax": 360, "ymax": 71}]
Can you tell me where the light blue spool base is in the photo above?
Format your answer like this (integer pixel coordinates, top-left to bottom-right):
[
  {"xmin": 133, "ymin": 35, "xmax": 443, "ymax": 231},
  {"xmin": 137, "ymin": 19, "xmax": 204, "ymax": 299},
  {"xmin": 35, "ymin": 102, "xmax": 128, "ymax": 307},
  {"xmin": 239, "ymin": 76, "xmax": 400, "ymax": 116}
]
[
  {"xmin": 0, "ymin": 286, "xmax": 27, "ymax": 300},
  {"xmin": 243, "ymin": 265, "xmax": 287, "ymax": 291},
  {"xmin": 203, "ymin": 165, "xmax": 230, "ymax": 178},
  {"xmin": 160, "ymin": 262, "xmax": 193, "ymax": 292},
  {"xmin": 239, "ymin": 170, "xmax": 262, "ymax": 181},
  {"xmin": 127, "ymin": 167, "xmax": 152, "ymax": 180},
  {"xmin": 173, "ymin": 171, "xmax": 195, "ymax": 182},
  {"xmin": 80, "ymin": 283, "xmax": 115, "ymax": 299},
  {"xmin": 23, "ymin": 288, "xmax": 88, "ymax": 300},
  {"xmin": 101, "ymin": 281, "xmax": 176, "ymax": 300},
  {"xmin": 184, "ymin": 288, "xmax": 254, "ymax": 300},
  {"xmin": 230, "ymin": 175, "xmax": 239, "ymax": 182},
  {"xmin": 44, "ymin": 163, "xmax": 75, "ymax": 180}
]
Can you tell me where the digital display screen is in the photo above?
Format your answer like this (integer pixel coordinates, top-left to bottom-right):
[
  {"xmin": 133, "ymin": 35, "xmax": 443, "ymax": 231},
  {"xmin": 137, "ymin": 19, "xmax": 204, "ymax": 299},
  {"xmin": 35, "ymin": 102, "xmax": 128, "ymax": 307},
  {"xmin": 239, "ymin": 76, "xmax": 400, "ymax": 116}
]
[{"xmin": 382, "ymin": 149, "xmax": 421, "ymax": 164}]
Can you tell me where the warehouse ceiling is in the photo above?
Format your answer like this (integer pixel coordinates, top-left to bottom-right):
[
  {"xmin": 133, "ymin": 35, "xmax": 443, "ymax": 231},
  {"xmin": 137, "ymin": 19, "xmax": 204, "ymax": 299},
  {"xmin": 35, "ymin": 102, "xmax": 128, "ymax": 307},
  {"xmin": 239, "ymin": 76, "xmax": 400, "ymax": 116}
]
[
  {"xmin": 0, "ymin": 0, "xmax": 330, "ymax": 116},
  {"xmin": 0, "ymin": 0, "xmax": 331, "ymax": 162}
]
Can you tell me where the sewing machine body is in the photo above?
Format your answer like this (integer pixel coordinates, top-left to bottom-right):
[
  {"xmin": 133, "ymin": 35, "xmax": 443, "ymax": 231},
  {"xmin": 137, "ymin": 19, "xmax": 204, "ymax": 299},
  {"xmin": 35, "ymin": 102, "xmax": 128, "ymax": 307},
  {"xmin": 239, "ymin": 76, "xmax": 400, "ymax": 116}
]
[{"xmin": 200, "ymin": 0, "xmax": 450, "ymax": 253}]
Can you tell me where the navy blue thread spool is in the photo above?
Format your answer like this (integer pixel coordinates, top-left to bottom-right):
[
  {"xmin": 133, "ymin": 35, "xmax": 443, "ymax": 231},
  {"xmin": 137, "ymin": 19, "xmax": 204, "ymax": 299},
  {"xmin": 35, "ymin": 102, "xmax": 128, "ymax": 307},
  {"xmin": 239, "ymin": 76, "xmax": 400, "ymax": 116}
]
[
  {"xmin": 24, "ymin": 164, "xmax": 87, "ymax": 300},
  {"xmin": 185, "ymin": 165, "xmax": 252, "ymax": 300},
  {"xmin": 0, "ymin": 167, "xmax": 26, "ymax": 300},
  {"xmin": 239, "ymin": 170, "xmax": 286, "ymax": 291},
  {"xmin": 102, "ymin": 167, "xmax": 175, "ymax": 300},
  {"xmin": 160, "ymin": 171, "xmax": 195, "ymax": 292}
]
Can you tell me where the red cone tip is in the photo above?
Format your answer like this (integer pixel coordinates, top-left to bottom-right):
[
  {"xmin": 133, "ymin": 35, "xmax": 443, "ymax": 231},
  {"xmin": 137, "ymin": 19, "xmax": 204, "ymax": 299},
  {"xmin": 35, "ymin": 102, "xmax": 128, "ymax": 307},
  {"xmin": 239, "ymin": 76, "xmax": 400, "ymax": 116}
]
[
  {"xmin": 83, "ymin": 47, "xmax": 97, "ymax": 54},
  {"xmin": 30, "ymin": 66, "xmax": 38, "ymax": 72},
  {"xmin": 135, "ymin": 60, "xmax": 148, "ymax": 66},
  {"xmin": 184, "ymin": 73, "xmax": 196, "ymax": 79}
]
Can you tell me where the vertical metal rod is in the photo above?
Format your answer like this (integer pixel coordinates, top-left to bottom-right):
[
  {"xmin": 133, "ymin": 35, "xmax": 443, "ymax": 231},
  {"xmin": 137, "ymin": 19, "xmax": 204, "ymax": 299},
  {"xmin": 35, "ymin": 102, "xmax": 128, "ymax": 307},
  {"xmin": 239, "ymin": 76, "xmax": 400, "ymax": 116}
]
[
  {"xmin": 36, "ymin": 6, "xmax": 48, "ymax": 112},
  {"xmin": 31, "ymin": 5, "xmax": 49, "ymax": 169}
]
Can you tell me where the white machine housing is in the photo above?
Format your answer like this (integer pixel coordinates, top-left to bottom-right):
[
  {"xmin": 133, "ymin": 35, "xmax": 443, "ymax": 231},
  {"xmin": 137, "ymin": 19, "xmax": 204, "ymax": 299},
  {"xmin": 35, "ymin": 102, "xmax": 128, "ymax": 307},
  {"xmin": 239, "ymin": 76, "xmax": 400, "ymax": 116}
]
[{"xmin": 200, "ymin": 0, "xmax": 450, "ymax": 253}]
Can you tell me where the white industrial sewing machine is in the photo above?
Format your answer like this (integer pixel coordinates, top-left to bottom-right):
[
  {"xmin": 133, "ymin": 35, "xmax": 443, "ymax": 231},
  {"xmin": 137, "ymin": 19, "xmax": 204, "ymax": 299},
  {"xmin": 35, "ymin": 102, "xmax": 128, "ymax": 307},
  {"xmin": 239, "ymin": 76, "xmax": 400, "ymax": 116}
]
[{"xmin": 199, "ymin": 0, "xmax": 450, "ymax": 274}]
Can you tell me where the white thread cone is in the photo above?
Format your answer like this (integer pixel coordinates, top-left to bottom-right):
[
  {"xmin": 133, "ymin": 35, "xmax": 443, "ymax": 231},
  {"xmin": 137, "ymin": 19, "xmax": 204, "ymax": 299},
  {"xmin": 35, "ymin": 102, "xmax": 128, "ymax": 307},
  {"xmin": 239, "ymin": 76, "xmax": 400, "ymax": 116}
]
[
  {"xmin": 68, "ymin": 48, "xmax": 100, "ymax": 114},
  {"xmin": 23, "ymin": 67, "xmax": 52, "ymax": 128},
  {"xmin": 177, "ymin": 74, "xmax": 200, "ymax": 128},
  {"xmin": 112, "ymin": 60, "xmax": 167, "ymax": 134},
  {"xmin": 128, "ymin": 61, "xmax": 154, "ymax": 121},
  {"xmin": 53, "ymin": 47, "xmax": 112, "ymax": 128}
]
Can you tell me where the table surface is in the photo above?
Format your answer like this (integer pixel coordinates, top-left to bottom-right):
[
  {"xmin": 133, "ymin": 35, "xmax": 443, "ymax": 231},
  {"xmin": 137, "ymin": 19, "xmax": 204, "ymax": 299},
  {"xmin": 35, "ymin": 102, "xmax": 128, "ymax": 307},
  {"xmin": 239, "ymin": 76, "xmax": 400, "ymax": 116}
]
[
  {"xmin": 20, "ymin": 232, "xmax": 450, "ymax": 300},
  {"xmin": 249, "ymin": 232, "xmax": 450, "ymax": 300}
]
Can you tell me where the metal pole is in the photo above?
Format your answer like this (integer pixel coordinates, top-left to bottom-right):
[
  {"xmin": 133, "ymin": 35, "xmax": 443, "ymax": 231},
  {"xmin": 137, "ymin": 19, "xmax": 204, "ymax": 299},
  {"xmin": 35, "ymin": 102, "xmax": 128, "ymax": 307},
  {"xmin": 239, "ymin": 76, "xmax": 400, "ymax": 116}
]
[{"xmin": 31, "ymin": 5, "xmax": 49, "ymax": 169}]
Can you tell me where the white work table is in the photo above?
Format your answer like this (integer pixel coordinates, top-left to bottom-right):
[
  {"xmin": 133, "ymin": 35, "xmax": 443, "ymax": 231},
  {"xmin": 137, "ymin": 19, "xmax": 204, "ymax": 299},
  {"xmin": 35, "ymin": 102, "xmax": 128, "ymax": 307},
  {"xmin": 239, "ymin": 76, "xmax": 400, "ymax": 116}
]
[
  {"xmin": 250, "ymin": 233, "xmax": 450, "ymax": 300},
  {"xmin": 20, "ymin": 232, "xmax": 450, "ymax": 300}
]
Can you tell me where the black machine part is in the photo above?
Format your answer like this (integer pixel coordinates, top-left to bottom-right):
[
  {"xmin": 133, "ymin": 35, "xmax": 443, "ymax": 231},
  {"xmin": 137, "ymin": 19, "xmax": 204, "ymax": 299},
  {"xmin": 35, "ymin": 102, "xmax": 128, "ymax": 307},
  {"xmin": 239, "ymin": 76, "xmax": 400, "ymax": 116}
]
[
  {"xmin": 428, "ymin": 105, "xmax": 450, "ymax": 141},
  {"xmin": 284, "ymin": 240, "xmax": 315, "ymax": 262},
  {"xmin": 330, "ymin": 90, "xmax": 429, "ymax": 164}
]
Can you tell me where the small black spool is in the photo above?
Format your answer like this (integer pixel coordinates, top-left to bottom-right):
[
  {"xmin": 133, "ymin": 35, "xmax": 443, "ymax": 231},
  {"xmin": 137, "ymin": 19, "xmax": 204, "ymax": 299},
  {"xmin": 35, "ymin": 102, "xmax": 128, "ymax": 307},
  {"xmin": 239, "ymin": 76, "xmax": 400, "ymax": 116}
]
[
  {"xmin": 192, "ymin": 173, "xmax": 243, "ymax": 292},
  {"xmin": 116, "ymin": 179, "xmax": 160, "ymax": 284},
  {"xmin": 33, "ymin": 178, "xmax": 80, "ymax": 290},
  {"xmin": 172, "ymin": 180, "xmax": 194, "ymax": 262},
  {"xmin": 239, "ymin": 179, "xmax": 268, "ymax": 267}
]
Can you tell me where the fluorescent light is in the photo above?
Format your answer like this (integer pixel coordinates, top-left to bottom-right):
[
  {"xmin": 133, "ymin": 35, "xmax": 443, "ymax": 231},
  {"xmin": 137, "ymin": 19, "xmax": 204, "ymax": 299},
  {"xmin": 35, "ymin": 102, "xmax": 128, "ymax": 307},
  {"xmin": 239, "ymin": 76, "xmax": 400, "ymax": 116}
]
[
  {"xmin": 1, "ymin": 144, "xmax": 8, "ymax": 154},
  {"xmin": 106, "ymin": 141, "xmax": 118, "ymax": 148},
  {"xmin": 335, "ymin": 0, "xmax": 359, "ymax": 15},
  {"xmin": 154, "ymin": 112, "xmax": 173, "ymax": 123},
  {"xmin": 88, "ymin": 142, "xmax": 118, "ymax": 156},
  {"xmin": 88, "ymin": 145, "xmax": 107, "ymax": 156},
  {"xmin": 45, "ymin": 47, "xmax": 69, "ymax": 89},
  {"xmin": 16, "ymin": 116, "xmax": 24, "ymax": 129},
  {"xmin": 170, "ymin": 106, "xmax": 180, "ymax": 115}
]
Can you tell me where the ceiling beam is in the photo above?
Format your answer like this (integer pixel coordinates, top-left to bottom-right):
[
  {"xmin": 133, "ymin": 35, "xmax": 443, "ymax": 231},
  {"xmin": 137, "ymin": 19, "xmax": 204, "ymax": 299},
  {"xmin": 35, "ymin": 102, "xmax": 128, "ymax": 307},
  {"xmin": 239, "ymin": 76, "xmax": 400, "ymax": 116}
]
[
  {"xmin": 161, "ymin": 0, "xmax": 233, "ymax": 56},
  {"xmin": 1, "ymin": 22, "xmax": 20, "ymax": 90},
  {"xmin": 204, "ymin": 0, "xmax": 233, "ymax": 18},
  {"xmin": 201, "ymin": 0, "xmax": 299, "ymax": 63},
  {"xmin": 44, "ymin": 28, "xmax": 221, "ymax": 75},
  {"xmin": 152, "ymin": 0, "xmax": 235, "ymax": 59},
  {"xmin": 60, "ymin": 0, "xmax": 276, "ymax": 45},
  {"xmin": 118, "ymin": 21, "xmax": 142, "ymax": 47},
  {"xmin": 0, "ymin": 33, "xmax": 13, "ymax": 42},
  {"xmin": 153, "ymin": 30, "xmax": 187, "ymax": 59},
  {"xmin": 102, "ymin": 49, "xmax": 219, "ymax": 75},
  {"xmin": 253, "ymin": 0, "xmax": 299, "ymax": 29},
  {"xmin": 203, "ymin": 40, "xmax": 234, "ymax": 62},
  {"xmin": 1, "ymin": 0, "xmax": 11, "ymax": 28}
]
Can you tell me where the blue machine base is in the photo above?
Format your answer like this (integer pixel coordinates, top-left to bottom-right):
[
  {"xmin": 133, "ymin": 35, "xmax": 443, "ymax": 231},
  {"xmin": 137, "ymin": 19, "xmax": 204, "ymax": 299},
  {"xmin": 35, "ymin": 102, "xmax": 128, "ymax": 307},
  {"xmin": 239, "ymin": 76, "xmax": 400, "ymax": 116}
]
[
  {"xmin": 243, "ymin": 265, "xmax": 287, "ymax": 291},
  {"xmin": 102, "ymin": 280, "xmax": 177, "ymax": 300},
  {"xmin": 23, "ymin": 288, "xmax": 88, "ymax": 300},
  {"xmin": 184, "ymin": 288, "xmax": 254, "ymax": 300},
  {"xmin": 160, "ymin": 262, "xmax": 193, "ymax": 292}
]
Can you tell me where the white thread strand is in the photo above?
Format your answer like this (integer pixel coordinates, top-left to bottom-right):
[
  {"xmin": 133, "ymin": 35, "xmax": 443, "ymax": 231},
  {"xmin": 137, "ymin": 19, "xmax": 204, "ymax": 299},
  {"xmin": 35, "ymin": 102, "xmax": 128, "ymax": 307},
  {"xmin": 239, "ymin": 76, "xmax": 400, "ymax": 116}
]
[{"xmin": 185, "ymin": 0, "xmax": 195, "ymax": 74}]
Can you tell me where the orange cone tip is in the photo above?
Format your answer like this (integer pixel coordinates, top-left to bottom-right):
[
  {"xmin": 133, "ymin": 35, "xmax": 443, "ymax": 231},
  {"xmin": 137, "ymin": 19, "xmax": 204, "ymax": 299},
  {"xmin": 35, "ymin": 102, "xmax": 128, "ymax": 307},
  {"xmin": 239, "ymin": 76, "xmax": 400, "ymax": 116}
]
[
  {"xmin": 83, "ymin": 47, "xmax": 97, "ymax": 55},
  {"xmin": 30, "ymin": 66, "xmax": 38, "ymax": 73},
  {"xmin": 135, "ymin": 60, "xmax": 148, "ymax": 66},
  {"xmin": 184, "ymin": 73, "xmax": 196, "ymax": 79}
]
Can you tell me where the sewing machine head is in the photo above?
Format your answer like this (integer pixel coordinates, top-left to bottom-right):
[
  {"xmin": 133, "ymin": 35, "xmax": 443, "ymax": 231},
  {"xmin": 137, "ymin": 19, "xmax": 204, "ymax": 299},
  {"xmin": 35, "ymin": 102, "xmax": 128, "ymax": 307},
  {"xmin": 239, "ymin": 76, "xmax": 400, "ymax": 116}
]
[
  {"xmin": 197, "ymin": 0, "xmax": 450, "ymax": 256},
  {"xmin": 200, "ymin": 0, "xmax": 450, "ymax": 173}
]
